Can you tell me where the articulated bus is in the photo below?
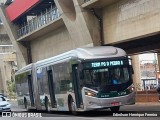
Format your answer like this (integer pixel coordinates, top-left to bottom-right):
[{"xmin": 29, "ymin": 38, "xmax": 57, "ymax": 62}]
[{"xmin": 15, "ymin": 46, "xmax": 135, "ymax": 113}]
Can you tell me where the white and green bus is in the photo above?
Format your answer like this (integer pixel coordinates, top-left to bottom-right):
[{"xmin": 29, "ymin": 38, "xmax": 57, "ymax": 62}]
[{"xmin": 15, "ymin": 46, "xmax": 135, "ymax": 113}]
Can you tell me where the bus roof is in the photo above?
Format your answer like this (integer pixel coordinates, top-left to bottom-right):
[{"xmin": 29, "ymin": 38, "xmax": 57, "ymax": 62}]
[
  {"xmin": 35, "ymin": 46, "xmax": 126, "ymax": 67},
  {"xmin": 75, "ymin": 46, "xmax": 126, "ymax": 59},
  {"xmin": 16, "ymin": 46, "xmax": 126, "ymax": 74},
  {"xmin": 15, "ymin": 64, "xmax": 32, "ymax": 75}
]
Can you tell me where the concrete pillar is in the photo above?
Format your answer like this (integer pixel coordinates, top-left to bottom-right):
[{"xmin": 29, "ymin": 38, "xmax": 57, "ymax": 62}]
[
  {"xmin": 157, "ymin": 53, "xmax": 160, "ymax": 72},
  {"xmin": 0, "ymin": 57, "xmax": 7, "ymax": 95},
  {"xmin": 3, "ymin": 61, "xmax": 12, "ymax": 95},
  {"xmin": 0, "ymin": 54, "xmax": 16, "ymax": 96},
  {"xmin": 0, "ymin": 62, "xmax": 4, "ymax": 93},
  {"xmin": 131, "ymin": 55, "xmax": 141, "ymax": 91},
  {"xmin": 157, "ymin": 53, "xmax": 160, "ymax": 84},
  {"xmin": 0, "ymin": 5, "xmax": 27, "ymax": 69},
  {"xmin": 0, "ymin": 75, "xmax": 4, "ymax": 93},
  {"xmin": 55, "ymin": 0, "xmax": 101, "ymax": 47}
]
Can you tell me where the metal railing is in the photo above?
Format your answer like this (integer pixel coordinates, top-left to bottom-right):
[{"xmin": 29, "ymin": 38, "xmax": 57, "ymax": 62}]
[{"xmin": 17, "ymin": 7, "xmax": 60, "ymax": 38}]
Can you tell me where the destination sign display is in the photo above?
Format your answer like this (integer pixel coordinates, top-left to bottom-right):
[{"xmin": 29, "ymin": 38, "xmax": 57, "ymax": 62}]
[{"xmin": 83, "ymin": 59, "xmax": 128, "ymax": 69}]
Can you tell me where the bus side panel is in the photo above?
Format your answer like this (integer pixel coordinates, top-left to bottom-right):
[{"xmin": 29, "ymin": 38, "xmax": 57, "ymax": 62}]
[
  {"xmin": 36, "ymin": 67, "xmax": 50, "ymax": 110},
  {"xmin": 47, "ymin": 68, "xmax": 57, "ymax": 109},
  {"xmin": 15, "ymin": 71, "xmax": 34, "ymax": 109},
  {"xmin": 52, "ymin": 61, "xmax": 73, "ymax": 111}
]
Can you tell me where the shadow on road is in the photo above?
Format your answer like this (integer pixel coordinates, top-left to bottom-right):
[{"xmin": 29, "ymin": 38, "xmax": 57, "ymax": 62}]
[{"xmin": 26, "ymin": 110, "xmax": 141, "ymax": 117}]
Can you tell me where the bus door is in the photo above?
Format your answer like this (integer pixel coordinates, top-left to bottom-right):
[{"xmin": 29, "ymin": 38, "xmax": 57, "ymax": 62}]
[
  {"xmin": 27, "ymin": 74, "xmax": 34, "ymax": 106},
  {"xmin": 47, "ymin": 69, "xmax": 56, "ymax": 108},
  {"xmin": 72, "ymin": 64, "xmax": 83, "ymax": 108}
]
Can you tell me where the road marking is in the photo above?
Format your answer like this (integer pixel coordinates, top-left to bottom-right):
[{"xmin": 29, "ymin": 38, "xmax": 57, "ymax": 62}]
[{"xmin": 76, "ymin": 117, "xmax": 107, "ymax": 120}]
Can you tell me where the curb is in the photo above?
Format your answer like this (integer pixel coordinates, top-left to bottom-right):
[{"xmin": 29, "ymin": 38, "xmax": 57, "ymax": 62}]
[{"xmin": 135, "ymin": 102, "xmax": 160, "ymax": 105}]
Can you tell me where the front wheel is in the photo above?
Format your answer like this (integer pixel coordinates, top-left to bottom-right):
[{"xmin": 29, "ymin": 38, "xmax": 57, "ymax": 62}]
[
  {"xmin": 24, "ymin": 99, "xmax": 28, "ymax": 111},
  {"xmin": 69, "ymin": 98, "xmax": 77, "ymax": 115},
  {"xmin": 110, "ymin": 106, "xmax": 120, "ymax": 112},
  {"xmin": 45, "ymin": 98, "xmax": 50, "ymax": 112}
]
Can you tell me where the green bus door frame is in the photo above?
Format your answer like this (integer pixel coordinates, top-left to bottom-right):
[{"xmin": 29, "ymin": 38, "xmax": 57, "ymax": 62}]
[{"xmin": 72, "ymin": 64, "xmax": 83, "ymax": 108}]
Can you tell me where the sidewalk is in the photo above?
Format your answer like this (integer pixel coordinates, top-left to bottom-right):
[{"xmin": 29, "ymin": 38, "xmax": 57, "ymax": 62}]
[
  {"xmin": 8, "ymin": 99, "xmax": 17, "ymax": 101},
  {"xmin": 135, "ymin": 102, "xmax": 160, "ymax": 106}
]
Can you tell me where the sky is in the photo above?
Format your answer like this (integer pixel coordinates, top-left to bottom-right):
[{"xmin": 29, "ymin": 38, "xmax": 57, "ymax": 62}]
[{"xmin": 139, "ymin": 53, "xmax": 157, "ymax": 61}]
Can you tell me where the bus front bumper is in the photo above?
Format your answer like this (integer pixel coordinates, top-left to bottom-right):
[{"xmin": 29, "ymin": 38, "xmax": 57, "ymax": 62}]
[{"xmin": 83, "ymin": 92, "xmax": 135, "ymax": 111}]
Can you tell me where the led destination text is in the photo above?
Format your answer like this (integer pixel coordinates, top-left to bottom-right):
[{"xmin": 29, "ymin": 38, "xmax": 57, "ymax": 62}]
[{"xmin": 91, "ymin": 60, "xmax": 124, "ymax": 68}]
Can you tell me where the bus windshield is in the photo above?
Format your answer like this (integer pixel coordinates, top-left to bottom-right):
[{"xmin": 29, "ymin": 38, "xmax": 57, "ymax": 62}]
[{"xmin": 82, "ymin": 66, "xmax": 130, "ymax": 88}]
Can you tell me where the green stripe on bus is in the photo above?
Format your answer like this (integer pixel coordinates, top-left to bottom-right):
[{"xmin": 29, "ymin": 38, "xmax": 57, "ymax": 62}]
[{"xmin": 97, "ymin": 89, "xmax": 130, "ymax": 98}]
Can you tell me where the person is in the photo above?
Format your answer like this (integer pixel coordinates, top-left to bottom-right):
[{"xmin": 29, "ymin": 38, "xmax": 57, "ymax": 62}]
[
  {"xmin": 112, "ymin": 72, "xmax": 119, "ymax": 85},
  {"xmin": 150, "ymin": 84, "xmax": 154, "ymax": 89},
  {"xmin": 112, "ymin": 68, "xmax": 122, "ymax": 85},
  {"xmin": 156, "ymin": 84, "xmax": 160, "ymax": 102},
  {"xmin": 112, "ymin": 79, "xmax": 118, "ymax": 84}
]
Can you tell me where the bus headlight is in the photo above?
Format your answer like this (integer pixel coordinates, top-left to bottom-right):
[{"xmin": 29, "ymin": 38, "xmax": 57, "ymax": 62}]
[
  {"xmin": 127, "ymin": 86, "xmax": 134, "ymax": 93},
  {"xmin": 84, "ymin": 89, "xmax": 97, "ymax": 97}
]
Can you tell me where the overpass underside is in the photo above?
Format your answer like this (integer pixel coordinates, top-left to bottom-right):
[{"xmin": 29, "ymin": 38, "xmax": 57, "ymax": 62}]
[{"xmin": 111, "ymin": 33, "xmax": 160, "ymax": 55}]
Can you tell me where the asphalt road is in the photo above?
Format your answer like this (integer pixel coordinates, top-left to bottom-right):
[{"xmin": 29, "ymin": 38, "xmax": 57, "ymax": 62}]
[
  {"xmin": 0, "ymin": 101, "xmax": 160, "ymax": 120},
  {"xmin": 1, "ymin": 117, "xmax": 160, "ymax": 120}
]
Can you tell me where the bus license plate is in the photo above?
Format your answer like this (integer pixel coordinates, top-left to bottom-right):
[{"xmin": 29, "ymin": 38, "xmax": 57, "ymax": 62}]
[{"xmin": 111, "ymin": 102, "xmax": 120, "ymax": 106}]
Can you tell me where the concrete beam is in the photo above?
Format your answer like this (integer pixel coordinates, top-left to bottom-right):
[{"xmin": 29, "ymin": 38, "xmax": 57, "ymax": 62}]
[
  {"xmin": 55, "ymin": 0, "xmax": 101, "ymax": 47},
  {"xmin": 82, "ymin": 0, "xmax": 119, "ymax": 8},
  {"xmin": 1, "ymin": 53, "xmax": 16, "ymax": 62},
  {"xmin": 102, "ymin": 0, "xmax": 160, "ymax": 44}
]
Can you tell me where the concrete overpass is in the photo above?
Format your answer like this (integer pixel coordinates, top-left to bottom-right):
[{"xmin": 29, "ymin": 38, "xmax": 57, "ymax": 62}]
[
  {"xmin": 0, "ymin": 0, "xmax": 17, "ymax": 95},
  {"xmin": 0, "ymin": 24, "xmax": 16, "ymax": 94},
  {"xmin": 0, "ymin": 23, "xmax": 17, "ymax": 95},
  {"xmin": 0, "ymin": 0, "xmax": 160, "ymax": 96}
]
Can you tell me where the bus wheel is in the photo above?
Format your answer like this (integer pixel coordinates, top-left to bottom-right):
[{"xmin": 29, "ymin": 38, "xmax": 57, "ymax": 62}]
[
  {"xmin": 24, "ymin": 99, "xmax": 28, "ymax": 110},
  {"xmin": 45, "ymin": 98, "xmax": 50, "ymax": 112},
  {"xmin": 110, "ymin": 106, "xmax": 120, "ymax": 112},
  {"xmin": 69, "ymin": 98, "xmax": 77, "ymax": 115}
]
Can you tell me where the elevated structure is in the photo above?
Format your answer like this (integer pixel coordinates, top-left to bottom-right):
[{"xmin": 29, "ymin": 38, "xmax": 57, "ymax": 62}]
[
  {"xmin": 0, "ymin": 53, "xmax": 17, "ymax": 95},
  {"xmin": 0, "ymin": 25, "xmax": 17, "ymax": 95},
  {"xmin": 0, "ymin": 31, "xmax": 17, "ymax": 95},
  {"xmin": 0, "ymin": 0, "xmax": 101, "ymax": 69},
  {"xmin": 0, "ymin": 0, "xmax": 17, "ymax": 95}
]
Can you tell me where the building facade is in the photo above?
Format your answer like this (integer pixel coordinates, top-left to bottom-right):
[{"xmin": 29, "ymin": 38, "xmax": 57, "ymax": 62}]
[{"xmin": 0, "ymin": 0, "xmax": 17, "ymax": 95}]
